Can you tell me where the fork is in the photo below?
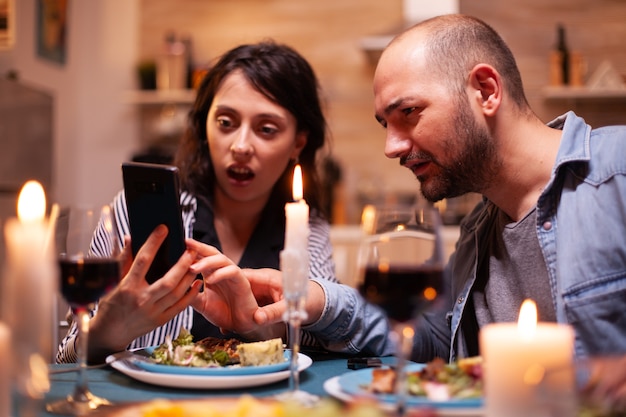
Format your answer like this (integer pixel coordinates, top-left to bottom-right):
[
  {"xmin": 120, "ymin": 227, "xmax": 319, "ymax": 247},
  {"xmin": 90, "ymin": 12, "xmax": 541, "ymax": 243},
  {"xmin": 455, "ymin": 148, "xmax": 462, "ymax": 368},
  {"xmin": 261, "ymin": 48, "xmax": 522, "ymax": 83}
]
[{"xmin": 49, "ymin": 350, "xmax": 148, "ymax": 374}]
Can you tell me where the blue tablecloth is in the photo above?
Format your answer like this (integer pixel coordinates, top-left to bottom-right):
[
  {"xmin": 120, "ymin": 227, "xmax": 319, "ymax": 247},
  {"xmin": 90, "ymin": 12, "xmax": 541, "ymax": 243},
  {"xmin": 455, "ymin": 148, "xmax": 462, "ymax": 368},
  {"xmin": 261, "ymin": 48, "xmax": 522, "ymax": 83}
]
[{"xmin": 36, "ymin": 352, "xmax": 396, "ymax": 416}]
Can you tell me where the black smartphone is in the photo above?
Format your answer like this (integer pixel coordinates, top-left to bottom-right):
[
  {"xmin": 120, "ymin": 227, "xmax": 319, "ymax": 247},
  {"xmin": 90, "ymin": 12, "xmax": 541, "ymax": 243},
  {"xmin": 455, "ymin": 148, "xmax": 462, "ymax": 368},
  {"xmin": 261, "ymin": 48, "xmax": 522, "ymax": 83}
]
[{"xmin": 122, "ymin": 161, "xmax": 186, "ymax": 284}]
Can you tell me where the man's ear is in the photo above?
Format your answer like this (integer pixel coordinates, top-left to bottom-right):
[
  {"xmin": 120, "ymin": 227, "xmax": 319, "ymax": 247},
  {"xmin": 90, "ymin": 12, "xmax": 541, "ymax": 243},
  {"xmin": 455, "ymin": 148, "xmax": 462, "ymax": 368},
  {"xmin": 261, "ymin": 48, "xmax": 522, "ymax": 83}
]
[{"xmin": 468, "ymin": 64, "xmax": 502, "ymax": 117}]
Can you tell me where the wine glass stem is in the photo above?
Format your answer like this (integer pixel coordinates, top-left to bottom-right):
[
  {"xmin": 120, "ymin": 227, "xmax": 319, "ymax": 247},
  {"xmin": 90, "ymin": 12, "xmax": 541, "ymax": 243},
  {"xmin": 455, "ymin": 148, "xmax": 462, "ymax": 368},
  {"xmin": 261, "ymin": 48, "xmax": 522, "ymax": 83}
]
[
  {"xmin": 394, "ymin": 323, "xmax": 414, "ymax": 416},
  {"xmin": 73, "ymin": 309, "xmax": 91, "ymax": 402},
  {"xmin": 285, "ymin": 297, "xmax": 305, "ymax": 393},
  {"xmin": 287, "ymin": 318, "xmax": 301, "ymax": 392}
]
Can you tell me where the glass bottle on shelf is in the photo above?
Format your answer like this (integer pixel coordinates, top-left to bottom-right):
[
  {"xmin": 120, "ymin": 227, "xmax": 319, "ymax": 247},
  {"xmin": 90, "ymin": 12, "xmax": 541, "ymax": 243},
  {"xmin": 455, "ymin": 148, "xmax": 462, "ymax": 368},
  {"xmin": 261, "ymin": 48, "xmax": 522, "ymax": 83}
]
[{"xmin": 550, "ymin": 24, "xmax": 570, "ymax": 86}]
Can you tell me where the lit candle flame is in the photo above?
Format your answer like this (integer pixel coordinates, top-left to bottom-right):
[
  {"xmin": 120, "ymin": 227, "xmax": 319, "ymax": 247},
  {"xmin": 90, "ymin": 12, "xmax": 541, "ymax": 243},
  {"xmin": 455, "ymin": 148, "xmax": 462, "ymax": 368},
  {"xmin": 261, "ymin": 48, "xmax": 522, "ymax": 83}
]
[
  {"xmin": 17, "ymin": 181, "xmax": 46, "ymax": 222},
  {"xmin": 102, "ymin": 205, "xmax": 114, "ymax": 234},
  {"xmin": 517, "ymin": 299, "xmax": 538, "ymax": 341},
  {"xmin": 292, "ymin": 164, "xmax": 303, "ymax": 201},
  {"xmin": 361, "ymin": 204, "xmax": 376, "ymax": 234}
]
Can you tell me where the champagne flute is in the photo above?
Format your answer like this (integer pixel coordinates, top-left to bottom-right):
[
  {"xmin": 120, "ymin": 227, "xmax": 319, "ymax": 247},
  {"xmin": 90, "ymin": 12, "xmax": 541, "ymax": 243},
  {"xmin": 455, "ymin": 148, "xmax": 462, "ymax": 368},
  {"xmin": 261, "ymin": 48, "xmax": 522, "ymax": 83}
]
[
  {"xmin": 276, "ymin": 248, "xmax": 319, "ymax": 406},
  {"xmin": 357, "ymin": 200, "xmax": 445, "ymax": 415},
  {"xmin": 46, "ymin": 205, "xmax": 121, "ymax": 415}
]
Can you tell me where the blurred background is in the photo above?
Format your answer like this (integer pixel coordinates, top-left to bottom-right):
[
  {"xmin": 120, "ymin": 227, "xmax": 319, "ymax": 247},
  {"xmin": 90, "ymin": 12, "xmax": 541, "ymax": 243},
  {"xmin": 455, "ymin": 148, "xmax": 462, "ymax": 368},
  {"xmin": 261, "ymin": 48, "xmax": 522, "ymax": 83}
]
[
  {"xmin": 1, "ymin": 0, "xmax": 625, "ymax": 353},
  {"xmin": 1, "ymin": 0, "xmax": 625, "ymax": 222}
]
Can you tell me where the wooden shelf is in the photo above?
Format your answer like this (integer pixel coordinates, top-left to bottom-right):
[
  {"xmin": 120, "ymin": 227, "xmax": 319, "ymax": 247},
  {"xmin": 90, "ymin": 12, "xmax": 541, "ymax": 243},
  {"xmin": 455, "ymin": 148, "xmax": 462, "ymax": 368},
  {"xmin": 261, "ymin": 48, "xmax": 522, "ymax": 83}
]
[
  {"xmin": 122, "ymin": 89, "xmax": 196, "ymax": 105},
  {"xmin": 359, "ymin": 22, "xmax": 410, "ymax": 65},
  {"xmin": 542, "ymin": 86, "xmax": 626, "ymax": 100}
]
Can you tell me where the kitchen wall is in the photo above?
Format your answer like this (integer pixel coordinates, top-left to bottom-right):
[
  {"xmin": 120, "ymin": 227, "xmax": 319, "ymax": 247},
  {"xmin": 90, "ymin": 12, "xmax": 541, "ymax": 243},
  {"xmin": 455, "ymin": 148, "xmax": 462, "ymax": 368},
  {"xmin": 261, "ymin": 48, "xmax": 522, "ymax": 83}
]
[
  {"xmin": 0, "ymin": 0, "xmax": 624, "ymax": 219},
  {"xmin": 137, "ymin": 0, "xmax": 411, "ymax": 223},
  {"xmin": 0, "ymin": 0, "xmax": 140, "ymax": 358},
  {"xmin": 137, "ymin": 0, "xmax": 626, "ymax": 222},
  {"xmin": 462, "ymin": 0, "xmax": 626, "ymax": 128},
  {"xmin": 0, "ymin": 0, "xmax": 139, "ymax": 208}
]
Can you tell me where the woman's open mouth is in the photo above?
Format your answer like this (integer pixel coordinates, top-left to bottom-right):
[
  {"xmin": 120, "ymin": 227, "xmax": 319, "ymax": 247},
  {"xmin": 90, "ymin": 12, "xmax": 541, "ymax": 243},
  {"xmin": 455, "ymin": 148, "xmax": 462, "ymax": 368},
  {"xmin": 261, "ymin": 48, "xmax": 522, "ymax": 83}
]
[{"xmin": 227, "ymin": 166, "xmax": 255, "ymax": 182}]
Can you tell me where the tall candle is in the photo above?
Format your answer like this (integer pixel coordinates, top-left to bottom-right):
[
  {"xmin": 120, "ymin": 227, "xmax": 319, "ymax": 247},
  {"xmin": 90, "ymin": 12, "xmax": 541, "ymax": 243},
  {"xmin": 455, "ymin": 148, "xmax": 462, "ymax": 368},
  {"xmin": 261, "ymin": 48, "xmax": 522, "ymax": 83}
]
[
  {"xmin": 284, "ymin": 165, "xmax": 309, "ymax": 255},
  {"xmin": 2, "ymin": 181, "xmax": 54, "ymax": 399},
  {"xmin": 0, "ymin": 323, "xmax": 10, "ymax": 417},
  {"xmin": 282, "ymin": 165, "xmax": 310, "ymax": 298},
  {"xmin": 480, "ymin": 299, "xmax": 575, "ymax": 417}
]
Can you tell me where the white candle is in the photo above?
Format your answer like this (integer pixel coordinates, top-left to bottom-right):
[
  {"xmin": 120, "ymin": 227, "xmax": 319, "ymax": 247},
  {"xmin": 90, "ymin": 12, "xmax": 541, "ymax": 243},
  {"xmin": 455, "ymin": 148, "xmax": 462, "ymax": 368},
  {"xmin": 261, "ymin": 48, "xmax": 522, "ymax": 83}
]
[
  {"xmin": 0, "ymin": 323, "xmax": 10, "ymax": 417},
  {"xmin": 480, "ymin": 299, "xmax": 575, "ymax": 417},
  {"xmin": 284, "ymin": 165, "xmax": 309, "ymax": 255},
  {"xmin": 2, "ymin": 181, "xmax": 54, "ymax": 399},
  {"xmin": 282, "ymin": 165, "xmax": 310, "ymax": 298}
]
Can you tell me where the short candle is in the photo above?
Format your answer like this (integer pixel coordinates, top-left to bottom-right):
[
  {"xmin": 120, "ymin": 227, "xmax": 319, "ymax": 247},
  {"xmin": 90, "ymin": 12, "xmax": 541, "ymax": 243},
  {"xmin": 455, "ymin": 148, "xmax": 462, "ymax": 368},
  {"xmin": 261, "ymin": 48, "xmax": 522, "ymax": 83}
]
[
  {"xmin": 0, "ymin": 323, "xmax": 10, "ymax": 417},
  {"xmin": 480, "ymin": 299, "xmax": 575, "ymax": 417}
]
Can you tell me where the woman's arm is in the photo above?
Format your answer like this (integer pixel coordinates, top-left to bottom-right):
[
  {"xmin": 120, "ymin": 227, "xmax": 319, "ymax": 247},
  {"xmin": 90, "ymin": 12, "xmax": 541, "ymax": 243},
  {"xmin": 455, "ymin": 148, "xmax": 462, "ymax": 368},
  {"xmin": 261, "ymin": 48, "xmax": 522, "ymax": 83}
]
[
  {"xmin": 56, "ymin": 192, "xmax": 201, "ymax": 364},
  {"xmin": 251, "ymin": 215, "xmax": 394, "ymax": 356}
]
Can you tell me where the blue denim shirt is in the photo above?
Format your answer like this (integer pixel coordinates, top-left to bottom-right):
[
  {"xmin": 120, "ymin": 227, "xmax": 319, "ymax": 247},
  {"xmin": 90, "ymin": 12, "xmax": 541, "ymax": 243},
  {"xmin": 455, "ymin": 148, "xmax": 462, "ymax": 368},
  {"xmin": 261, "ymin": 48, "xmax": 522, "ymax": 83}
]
[{"xmin": 413, "ymin": 111, "xmax": 626, "ymax": 362}]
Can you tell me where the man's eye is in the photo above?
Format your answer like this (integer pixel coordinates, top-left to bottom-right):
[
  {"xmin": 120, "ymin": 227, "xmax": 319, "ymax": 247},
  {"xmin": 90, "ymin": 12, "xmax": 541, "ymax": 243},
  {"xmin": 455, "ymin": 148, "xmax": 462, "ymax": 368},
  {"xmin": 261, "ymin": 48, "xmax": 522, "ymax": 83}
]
[{"xmin": 403, "ymin": 107, "xmax": 417, "ymax": 116}]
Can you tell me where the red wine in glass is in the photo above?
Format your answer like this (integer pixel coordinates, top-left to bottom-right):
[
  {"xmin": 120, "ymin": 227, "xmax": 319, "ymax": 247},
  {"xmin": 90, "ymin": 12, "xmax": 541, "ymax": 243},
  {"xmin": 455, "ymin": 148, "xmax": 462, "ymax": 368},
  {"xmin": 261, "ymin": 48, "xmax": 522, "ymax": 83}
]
[
  {"xmin": 357, "ymin": 201, "xmax": 445, "ymax": 415},
  {"xmin": 59, "ymin": 256, "xmax": 120, "ymax": 308},
  {"xmin": 359, "ymin": 264, "xmax": 443, "ymax": 323},
  {"xmin": 47, "ymin": 205, "xmax": 120, "ymax": 415}
]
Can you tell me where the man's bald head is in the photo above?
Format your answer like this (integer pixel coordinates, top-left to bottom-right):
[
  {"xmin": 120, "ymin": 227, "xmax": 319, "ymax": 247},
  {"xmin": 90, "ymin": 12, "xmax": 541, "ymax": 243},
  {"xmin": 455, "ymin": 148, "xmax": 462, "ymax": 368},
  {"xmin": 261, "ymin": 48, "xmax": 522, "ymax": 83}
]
[{"xmin": 379, "ymin": 14, "xmax": 529, "ymax": 109}]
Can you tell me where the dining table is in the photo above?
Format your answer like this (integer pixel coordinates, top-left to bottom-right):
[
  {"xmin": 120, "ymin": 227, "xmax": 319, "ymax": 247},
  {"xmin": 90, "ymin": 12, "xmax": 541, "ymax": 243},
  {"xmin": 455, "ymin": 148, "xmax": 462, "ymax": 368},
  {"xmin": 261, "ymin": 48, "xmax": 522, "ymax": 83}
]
[
  {"xmin": 11, "ymin": 348, "xmax": 485, "ymax": 417},
  {"xmin": 33, "ymin": 351, "xmax": 399, "ymax": 417},
  {"xmin": 11, "ymin": 350, "xmax": 609, "ymax": 417}
]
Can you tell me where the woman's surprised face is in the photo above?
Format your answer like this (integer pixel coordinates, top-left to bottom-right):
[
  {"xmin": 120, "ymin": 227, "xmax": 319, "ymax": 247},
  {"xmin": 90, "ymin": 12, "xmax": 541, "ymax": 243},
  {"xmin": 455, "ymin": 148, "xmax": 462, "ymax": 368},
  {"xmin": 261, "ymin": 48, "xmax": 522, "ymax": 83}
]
[{"xmin": 207, "ymin": 71, "xmax": 306, "ymax": 204}]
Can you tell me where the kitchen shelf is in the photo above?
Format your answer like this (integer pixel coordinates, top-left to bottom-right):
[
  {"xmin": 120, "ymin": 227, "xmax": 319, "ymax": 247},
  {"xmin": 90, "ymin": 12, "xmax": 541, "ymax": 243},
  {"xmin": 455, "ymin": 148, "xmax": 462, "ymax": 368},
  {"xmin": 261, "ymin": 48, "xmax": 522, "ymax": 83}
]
[
  {"xmin": 542, "ymin": 86, "xmax": 626, "ymax": 101},
  {"xmin": 359, "ymin": 21, "xmax": 410, "ymax": 65},
  {"xmin": 360, "ymin": 34, "xmax": 394, "ymax": 64},
  {"xmin": 122, "ymin": 89, "xmax": 196, "ymax": 105}
]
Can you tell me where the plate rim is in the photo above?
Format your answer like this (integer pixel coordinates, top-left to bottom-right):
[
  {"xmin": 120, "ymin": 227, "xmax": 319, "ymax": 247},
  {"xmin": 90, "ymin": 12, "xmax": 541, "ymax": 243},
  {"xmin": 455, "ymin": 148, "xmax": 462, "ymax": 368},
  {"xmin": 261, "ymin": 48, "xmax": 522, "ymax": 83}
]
[
  {"xmin": 106, "ymin": 350, "xmax": 312, "ymax": 389},
  {"xmin": 335, "ymin": 364, "xmax": 484, "ymax": 409},
  {"xmin": 323, "ymin": 376, "xmax": 484, "ymax": 417}
]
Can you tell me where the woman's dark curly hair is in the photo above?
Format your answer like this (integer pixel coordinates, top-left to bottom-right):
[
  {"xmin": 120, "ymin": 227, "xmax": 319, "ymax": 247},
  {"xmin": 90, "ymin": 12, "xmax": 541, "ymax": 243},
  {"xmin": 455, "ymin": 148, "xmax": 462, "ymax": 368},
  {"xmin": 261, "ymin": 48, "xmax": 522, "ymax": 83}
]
[{"xmin": 174, "ymin": 40, "xmax": 327, "ymax": 213}]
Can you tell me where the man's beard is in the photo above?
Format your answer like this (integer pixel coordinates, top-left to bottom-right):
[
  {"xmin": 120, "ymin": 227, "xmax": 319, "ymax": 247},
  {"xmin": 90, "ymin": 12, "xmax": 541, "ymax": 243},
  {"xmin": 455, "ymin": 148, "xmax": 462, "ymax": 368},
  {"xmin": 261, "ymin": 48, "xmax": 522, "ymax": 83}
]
[{"xmin": 408, "ymin": 102, "xmax": 499, "ymax": 203}]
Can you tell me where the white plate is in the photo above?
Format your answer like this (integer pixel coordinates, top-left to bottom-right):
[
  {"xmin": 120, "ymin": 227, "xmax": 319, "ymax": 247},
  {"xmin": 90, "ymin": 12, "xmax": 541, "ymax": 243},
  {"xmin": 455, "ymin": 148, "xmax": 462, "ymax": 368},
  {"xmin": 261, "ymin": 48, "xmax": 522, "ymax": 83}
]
[{"xmin": 106, "ymin": 351, "xmax": 312, "ymax": 389}]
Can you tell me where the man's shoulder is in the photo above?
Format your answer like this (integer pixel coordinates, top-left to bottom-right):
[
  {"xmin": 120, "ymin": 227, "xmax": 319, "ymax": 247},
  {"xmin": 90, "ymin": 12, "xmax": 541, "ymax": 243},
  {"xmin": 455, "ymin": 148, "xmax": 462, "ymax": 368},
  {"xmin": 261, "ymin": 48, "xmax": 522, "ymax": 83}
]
[
  {"xmin": 590, "ymin": 124, "xmax": 626, "ymax": 143},
  {"xmin": 557, "ymin": 112, "xmax": 626, "ymax": 181},
  {"xmin": 587, "ymin": 124, "xmax": 626, "ymax": 182}
]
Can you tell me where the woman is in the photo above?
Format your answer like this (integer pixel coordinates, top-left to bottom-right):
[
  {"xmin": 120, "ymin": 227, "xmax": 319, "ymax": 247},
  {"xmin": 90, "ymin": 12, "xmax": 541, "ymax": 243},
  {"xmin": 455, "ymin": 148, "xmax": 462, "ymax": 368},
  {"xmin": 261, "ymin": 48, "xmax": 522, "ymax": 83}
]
[{"xmin": 56, "ymin": 41, "xmax": 392, "ymax": 364}]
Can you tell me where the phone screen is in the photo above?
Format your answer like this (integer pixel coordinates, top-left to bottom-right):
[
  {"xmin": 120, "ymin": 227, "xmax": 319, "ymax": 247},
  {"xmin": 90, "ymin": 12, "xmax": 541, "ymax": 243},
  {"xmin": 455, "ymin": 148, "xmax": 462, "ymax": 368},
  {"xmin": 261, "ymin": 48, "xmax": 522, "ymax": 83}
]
[{"xmin": 122, "ymin": 161, "xmax": 186, "ymax": 284}]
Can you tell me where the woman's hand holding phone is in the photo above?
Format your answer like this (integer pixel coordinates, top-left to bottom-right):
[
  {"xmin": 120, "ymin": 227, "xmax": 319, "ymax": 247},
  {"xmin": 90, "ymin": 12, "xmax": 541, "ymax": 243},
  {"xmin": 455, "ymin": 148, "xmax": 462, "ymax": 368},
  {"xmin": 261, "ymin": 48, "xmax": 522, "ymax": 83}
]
[{"xmin": 87, "ymin": 225, "xmax": 201, "ymax": 363}]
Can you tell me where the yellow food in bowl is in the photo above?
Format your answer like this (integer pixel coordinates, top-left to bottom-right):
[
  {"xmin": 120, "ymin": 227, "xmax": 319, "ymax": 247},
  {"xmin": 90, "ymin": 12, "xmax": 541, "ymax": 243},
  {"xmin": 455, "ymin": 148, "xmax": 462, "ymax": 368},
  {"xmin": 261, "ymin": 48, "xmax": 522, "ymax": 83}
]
[{"xmin": 140, "ymin": 395, "xmax": 385, "ymax": 417}]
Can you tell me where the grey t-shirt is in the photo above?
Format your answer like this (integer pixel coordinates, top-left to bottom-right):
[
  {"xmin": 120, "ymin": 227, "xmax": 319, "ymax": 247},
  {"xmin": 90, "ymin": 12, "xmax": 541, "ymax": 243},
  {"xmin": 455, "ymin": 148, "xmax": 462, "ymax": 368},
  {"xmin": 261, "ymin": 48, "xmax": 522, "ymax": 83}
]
[{"xmin": 473, "ymin": 207, "xmax": 556, "ymax": 327}]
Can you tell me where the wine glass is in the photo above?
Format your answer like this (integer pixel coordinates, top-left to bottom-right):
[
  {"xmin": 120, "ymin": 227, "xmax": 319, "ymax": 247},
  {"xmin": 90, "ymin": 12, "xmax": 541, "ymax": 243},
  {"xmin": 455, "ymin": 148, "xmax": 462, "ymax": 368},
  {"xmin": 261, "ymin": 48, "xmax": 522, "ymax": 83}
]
[
  {"xmin": 357, "ymin": 200, "xmax": 445, "ymax": 415},
  {"xmin": 46, "ymin": 205, "xmax": 121, "ymax": 415},
  {"xmin": 276, "ymin": 248, "xmax": 319, "ymax": 406}
]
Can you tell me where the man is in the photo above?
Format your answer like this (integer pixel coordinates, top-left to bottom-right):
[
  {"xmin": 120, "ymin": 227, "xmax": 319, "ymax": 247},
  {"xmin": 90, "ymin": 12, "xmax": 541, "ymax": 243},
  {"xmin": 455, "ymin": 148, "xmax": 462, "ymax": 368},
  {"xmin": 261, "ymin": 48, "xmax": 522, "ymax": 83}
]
[{"xmin": 373, "ymin": 14, "xmax": 626, "ymax": 365}]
